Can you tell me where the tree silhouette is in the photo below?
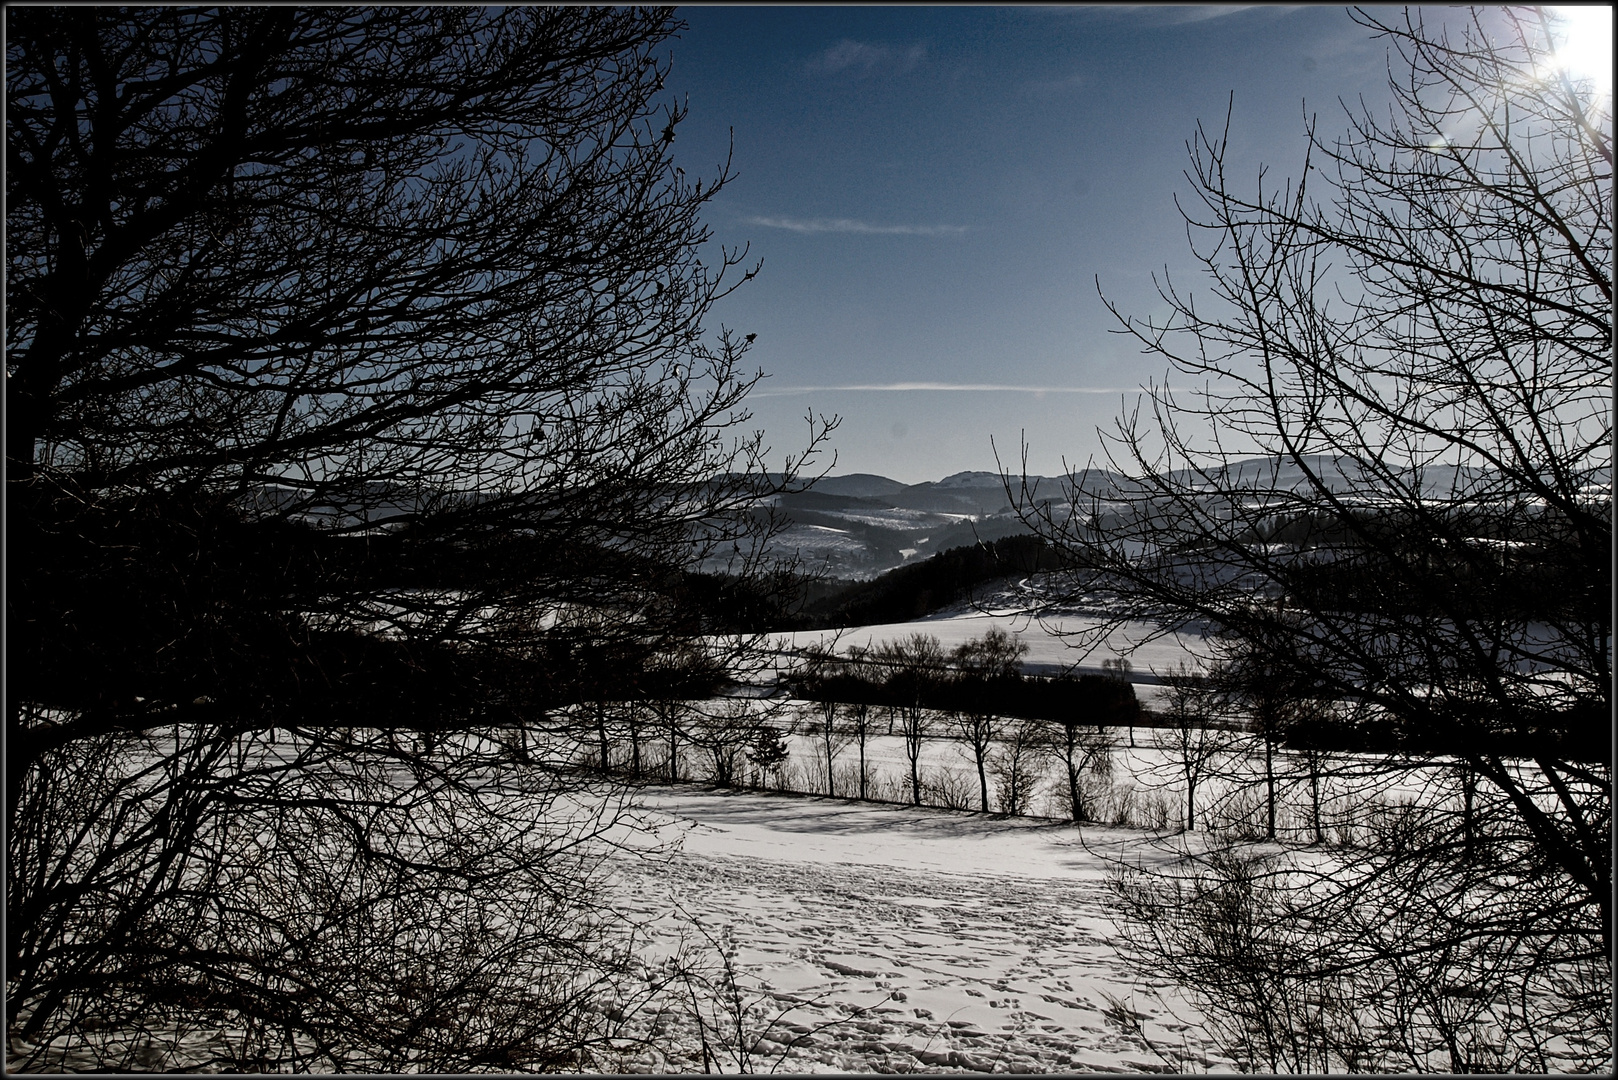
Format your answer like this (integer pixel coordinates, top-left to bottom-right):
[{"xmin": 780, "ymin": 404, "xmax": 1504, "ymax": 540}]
[
  {"xmin": 7, "ymin": 7, "xmax": 828, "ymax": 1069},
  {"xmin": 948, "ymin": 627, "xmax": 1028, "ymax": 812},
  {"xmin": 874, "ymin": 634, "xmax": 946, "ymax": 806},
  {"xmin": 1018, "ymin": 6, "xmax": 1610, "ymax": 1068},
  {"xmin": 1154, "ymin": 662, "xmax": 1230, "ymax": 832},
  {"xmin": 8, "ymin": 5, "xmax": 830, "ymax": 762}
]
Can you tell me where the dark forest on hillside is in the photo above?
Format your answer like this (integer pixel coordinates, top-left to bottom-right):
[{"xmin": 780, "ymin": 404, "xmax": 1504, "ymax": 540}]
[{"xmin": 786, "ymin": 534, "xmax": 1063, "ymax": 628}]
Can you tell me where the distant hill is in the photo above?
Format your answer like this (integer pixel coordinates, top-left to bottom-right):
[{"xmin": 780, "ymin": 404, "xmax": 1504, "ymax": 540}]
[
  {"xmin": 889, "ymin": 481, "xmax": 1014, "ymax": 516},
  {"xmin": 755, "ymin": 470, "xmax": 1070, "ymax": 578},
  {"xmin": 750, "ymin": 455, "xmax": 1578, "ymax": 580},
  {"xmin": 790, "ymin": 534, "xmax": 1066, "ymax": 629},
  {"xmin": 774, "ymin": 489, "xmax": 891, "ymax": 513},
  {"xmin": 809, "ymin": 473, "xmax": 910, "ymax": 500},
  {"xmin": 933, "ymin": 470, "xmax": 1010, "ymax": 489}
]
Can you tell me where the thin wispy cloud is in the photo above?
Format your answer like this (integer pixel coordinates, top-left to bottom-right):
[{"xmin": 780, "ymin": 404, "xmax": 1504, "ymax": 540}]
[
  {"xmin": 1144, "ymin": 5, "xmax": 1274, "ymax": 24},
  {"xmin": 807, "ymin": 39, "xmax": 927, "ymax": 77},
  {"xmin": 1039, "ymin": 5, "xmax": 1300, "ymax": 26},
  {"xmin": 745, "ymin": 216, "xmax": 969, "ymax": 236},
  {"xmin": 754, "ymin": 382, "xmax": 1136, "ymax": 398}
]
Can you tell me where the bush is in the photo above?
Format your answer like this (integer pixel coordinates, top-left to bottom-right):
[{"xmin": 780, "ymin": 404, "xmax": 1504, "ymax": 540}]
[
  {"xmin": 920, "ymin": 767, "xmax": 978, "ymax": 811},
  {"xmin": 7, "ymin": 726, "xmax": 644, "ymax": 1071}
]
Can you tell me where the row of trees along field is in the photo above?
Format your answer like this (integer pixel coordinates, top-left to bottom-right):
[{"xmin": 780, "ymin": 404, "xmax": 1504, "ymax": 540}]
[
  {"xmin": 792, "ymin": 629, "xmax": 1138, "ymax": 814},
  {"xmin": 7, "ymin": 7, "xmax": 832, "ymax": 1071},
  {"xmin": 1006, "ymin": 6, "xmax": 1610, "ymax": 1072},
  {"xmin": 489, "ymin": 624, "xmax": 1139, "ymax": 821}
]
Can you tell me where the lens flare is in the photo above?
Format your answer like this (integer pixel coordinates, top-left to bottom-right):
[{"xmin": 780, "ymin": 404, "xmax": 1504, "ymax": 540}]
[{"xmin": 1543, "ymin": 5, "xmax": 1613, "ymax": 96}]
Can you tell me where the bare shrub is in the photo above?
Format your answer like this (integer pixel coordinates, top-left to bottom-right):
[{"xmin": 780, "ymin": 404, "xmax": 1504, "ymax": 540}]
[
  {"xmin": 1107, "ymin": 785, "xmax": 1137, "ymax": 828},
  {"xmin": 776, "ymin": 758, "xmax": 811, "ymax": 795},
  {"xmin": 1137, "ymin": 790, "xmax": 1174, "ymax": 833},
  {"xmin": 920, "ymin": 767, "xmax": 978, "ymax": 812},
  {"xmin": 7, "ymin": 726, "xmax": 648, "ymax": 1072},
  {"xmin": 1114, "ymin": 816, "xmax": 1609, "ymax": 1072},
  {"xmin": 865, "ymin": 772, "xmax": 909, "ymax": 805},
  {"xmin": 989, "ymin": 719, "xmax": 1047, "ymax": 816},
  {"xmin": 1204, "ymin": 786, "xmax": 1268, "ymax": 843},
  {"xmin": 831, "ymin": 762, "xmax": 865, "ymax": 800}
]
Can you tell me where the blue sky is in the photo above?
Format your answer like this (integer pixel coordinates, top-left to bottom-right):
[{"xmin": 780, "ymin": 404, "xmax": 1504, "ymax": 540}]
[{"xmin": 660, "ymin": 4, "xmax": 1594, "ymax": 483}]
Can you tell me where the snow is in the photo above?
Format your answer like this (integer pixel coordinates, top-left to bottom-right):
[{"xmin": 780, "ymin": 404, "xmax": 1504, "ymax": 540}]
[
  {"xmin": 835, "ymin": 509, "xmax": 946, "ymax": 529},
  {"xmin": 11, "ymin": 717, "xmax": 1579, "ymax": 1073},
  {"xmin": 604, "ymin": 788, "xmax": 1232, "ymax": 1073},
  {"xmin": 630, "ymin": 790, "xmax": 1137, "ymax": 883}
]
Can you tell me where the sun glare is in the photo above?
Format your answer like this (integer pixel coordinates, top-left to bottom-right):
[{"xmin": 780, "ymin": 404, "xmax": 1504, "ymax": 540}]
[{"xmin": 1544, "ymin": 5, "xmax": 1613, "ymax": 95}]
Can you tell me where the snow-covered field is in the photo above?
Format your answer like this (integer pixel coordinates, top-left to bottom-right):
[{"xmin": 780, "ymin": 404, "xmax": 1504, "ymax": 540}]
[
  {"xmin": 11, "ymin": 715, "xmax": 1585, "ymax": 1074},
  {"xmin": 16, "ymin": 592, "xmax": 1587, "ymax": 1073},
  {"xmin": 7, "ymin": 738, "xmax": 1230, "ymax": 1074},
  {"xmin": 601, "ymin": 788, "xmax": 1231, "ymax": 1074}
]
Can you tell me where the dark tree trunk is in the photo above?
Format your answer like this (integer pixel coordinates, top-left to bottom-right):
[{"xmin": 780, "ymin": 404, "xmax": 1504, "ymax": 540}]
[
  {"xmin": 858, "ymin": 732, "xmax": 867, "ymax": 801},
  {"xmin": 1064, "ymin": 723, "xmax": 1083, "ymax": 822},
  {"xmin": 1461, "ymin": 762, "xmax": 1476, "ymax": 859},
  {"xmin": 1263, "ymin": 728, "xmax": 1277, "ymax": 841},
  {"xmin": 822, "ymin": 708, "xmax": 836, "ymax": 797},
  {"xmin": 1309, "ymin": 751, "xmax": 1323, "ymax": 844}
]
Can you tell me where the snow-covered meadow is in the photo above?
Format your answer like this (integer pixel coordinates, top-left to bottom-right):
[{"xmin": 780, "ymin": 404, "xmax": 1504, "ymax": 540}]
[
  {"xmin": 9, "ymin": 706, "xmax": 1587, "ymax": 1074},
  {"xmin": 597, "ymin": 788, "xmax": 1233, "ymax": 1074},
  {"xmin": 7, "ymin": 722, "xmax": 1237, "ymax": 1075},
  {"xmin": 13, "ymin": 599, "xmax": 1593, "ymax": 1074}
]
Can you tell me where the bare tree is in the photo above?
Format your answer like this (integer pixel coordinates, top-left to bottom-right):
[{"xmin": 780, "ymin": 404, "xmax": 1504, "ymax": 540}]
[
  {"xmin": 1154, "ymin": 662, "xmax": 1231, "ymax": 832},
  {"xmin": 874, "ymin": 633, "xmax": 946, "ymax": 806},
  {"xmin": 1101, "ymin": 658, "xmax": 1137, "ymax": 746},
  {"xmin": 1017, "ymin": 4, "xmax": 1609, "ymax": 1067},
  {"xmin": 1037, "ymin": 674, "xmax": 1135, "ymax": 824},
  {"xmin": 688, "ymin": 698, "xmax": 768, "ymax": 788},
  {"xmin": 842, "ymin": 647, "xmax": 877, "ymax": 801},
  {"xmin": 1208, "ymin": 632, "xmax": 1316, "ymax": 841},
  {"xmin": 640, "ymin": 639, "xmax": 727, "ymax": 784},
  {"xmin": 657, "ymin": 698, "xmax": 690, "ymax": 784},
  {"xmin": 799, "ymin": 643, "xmax": 853, "ymax": 796},
  {"xmin": 1047, "ymin": 713, "xmax": 1115, "ymax": 824},
  {"xmin": 948, "ymin": 627, "xmax": 1029, "ymax": 811},
  {"xmin": 7, "ymin": 7, "xmax": 830, "ymax": 1068},
  {"xmin": 9, "ymin": 5, "xmax": 832, "ymax": 764},
  {"xmin": 621, "ymin": 702, "xmax": 650, "ymax": 780},
  {"xmin": 989, "ymin": 717, "xmax": 1047, "ymax": 817}
]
